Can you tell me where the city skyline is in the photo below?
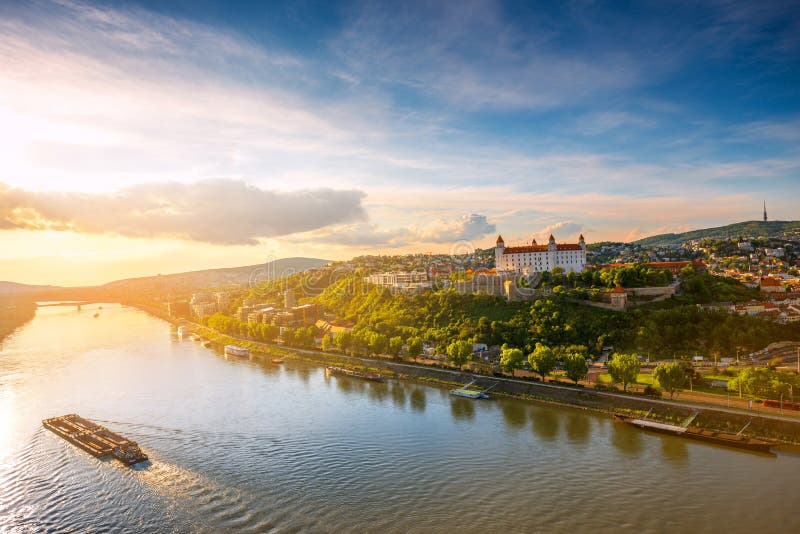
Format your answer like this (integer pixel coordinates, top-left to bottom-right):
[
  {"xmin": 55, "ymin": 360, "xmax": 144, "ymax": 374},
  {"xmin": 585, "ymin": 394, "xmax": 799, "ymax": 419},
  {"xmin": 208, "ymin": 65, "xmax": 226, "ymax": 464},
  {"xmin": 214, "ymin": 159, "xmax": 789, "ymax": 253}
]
[{"xmin": 1, "ymin": 0, "xmax": 799, "ymax": 285}]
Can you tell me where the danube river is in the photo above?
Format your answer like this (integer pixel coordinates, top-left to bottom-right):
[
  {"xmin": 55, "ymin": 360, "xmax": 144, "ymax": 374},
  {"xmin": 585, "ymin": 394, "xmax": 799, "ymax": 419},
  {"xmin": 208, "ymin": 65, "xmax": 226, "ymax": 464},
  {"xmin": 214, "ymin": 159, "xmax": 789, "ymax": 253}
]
[{"xmin": 0, "ymin": 304, "xmax": 797, "ymax": 533}]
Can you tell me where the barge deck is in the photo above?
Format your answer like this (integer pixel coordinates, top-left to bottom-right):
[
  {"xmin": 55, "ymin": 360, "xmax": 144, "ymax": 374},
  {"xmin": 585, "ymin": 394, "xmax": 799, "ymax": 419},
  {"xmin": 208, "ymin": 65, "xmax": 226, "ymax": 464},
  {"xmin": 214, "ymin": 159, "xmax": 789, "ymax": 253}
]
[
  {"xmin": 613, "ymin": 413, "xmax": 774, "ymax": 453},
  {"xmin": 325, "ymin": 366, "xmax": 383, "ymax": 381},
  {"xmin": 42, "ymin": 414, "xmax": 149, "ymax": 465}
]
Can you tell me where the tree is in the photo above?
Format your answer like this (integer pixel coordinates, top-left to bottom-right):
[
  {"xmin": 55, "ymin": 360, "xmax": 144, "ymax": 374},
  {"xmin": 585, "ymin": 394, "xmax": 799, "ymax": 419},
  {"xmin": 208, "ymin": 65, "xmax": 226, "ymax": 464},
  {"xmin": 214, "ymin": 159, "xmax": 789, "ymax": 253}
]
[
  {"xmin": 321, "ymin": 335, "xmax": 333, "ymax": 352},
  {"xmin": 653, "ymin": 362, "xmax": 686, "ymax": 398},
  {"xmin": 500, "ymin": 347, "xmax": 524, "ymax": 373},
  {"xmin": 334, "ymin": 331, "xmax": 353, "ymax": 353},
  {"xmin": 528, "ymin": 343, "xmax": 557, "ymax": 381},
  {"xmin": 729, "ymin": 368, "xmax": 798, "ymax": 399},
  {"xmin": 388, "ymin": 336, "xmax": 404, "ymax": 358},
  {"xmin": 407, "ymin": 337, "xmax": 424, "ymax": 359},
  {"xmin": 607, "ymin": 353, "xmax": 640, "ymax": 392},
  {"xmin": 447, "ymin": 340, "xmax": 474, "ymax": 368},
  {"xmin": 562, "ymin": 352, "xmax": 588, "ymax": 384},
  {"xmin": 368, "ymin": 332, "xmax": 389, "ymax": 355}
]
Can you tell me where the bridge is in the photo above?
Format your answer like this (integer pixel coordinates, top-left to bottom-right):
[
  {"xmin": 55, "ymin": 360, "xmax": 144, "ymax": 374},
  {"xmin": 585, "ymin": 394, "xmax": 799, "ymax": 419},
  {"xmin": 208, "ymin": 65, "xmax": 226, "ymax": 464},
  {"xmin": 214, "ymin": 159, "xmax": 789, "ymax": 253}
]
[{"xmin": 36, "ymin": 301, "xmax": 96, "ymax": 309}]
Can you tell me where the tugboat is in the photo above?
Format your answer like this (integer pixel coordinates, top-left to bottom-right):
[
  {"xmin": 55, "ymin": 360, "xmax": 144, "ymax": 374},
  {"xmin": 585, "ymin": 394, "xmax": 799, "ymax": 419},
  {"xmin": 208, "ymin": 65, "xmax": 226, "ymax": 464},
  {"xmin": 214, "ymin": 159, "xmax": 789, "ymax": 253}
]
[{"xmin": 42, "ymin": 414, "xmax": 149, "ymax": 465}]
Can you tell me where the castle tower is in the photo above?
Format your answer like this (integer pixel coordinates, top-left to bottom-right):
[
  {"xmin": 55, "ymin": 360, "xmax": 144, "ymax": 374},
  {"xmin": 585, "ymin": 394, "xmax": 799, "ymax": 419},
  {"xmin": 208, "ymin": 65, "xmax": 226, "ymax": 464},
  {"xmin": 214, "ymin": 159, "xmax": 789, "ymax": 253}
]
[
  {"xmin": 547, "ymin": 234, "xmax": 556, "ymax": 251},
  {"xmin": 579, "ymin": 233, "xmax": 586, "ymax": 250},
  {"xmin": 495, "ymin": 235, "xmax": 505, "ymax": 270},
  {"xmin": 763, "ymin": 200, "xmax": 768, "ymax": 222}
]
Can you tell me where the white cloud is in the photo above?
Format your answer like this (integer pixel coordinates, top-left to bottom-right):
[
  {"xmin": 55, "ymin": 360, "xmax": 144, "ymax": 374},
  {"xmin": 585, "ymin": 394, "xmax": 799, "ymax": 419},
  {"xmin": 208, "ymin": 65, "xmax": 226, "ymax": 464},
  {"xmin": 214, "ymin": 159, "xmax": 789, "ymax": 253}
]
[
  {"xmin": 291, "ymin": 213, "xmax": 496, "ymax": 248},
  {"xmin": 414, "ymin": 213, "xmax": 496, "ymax": 243},
  {"xmin": 0, "ymin": 180, "xmax": 367, "ymax": 245}
]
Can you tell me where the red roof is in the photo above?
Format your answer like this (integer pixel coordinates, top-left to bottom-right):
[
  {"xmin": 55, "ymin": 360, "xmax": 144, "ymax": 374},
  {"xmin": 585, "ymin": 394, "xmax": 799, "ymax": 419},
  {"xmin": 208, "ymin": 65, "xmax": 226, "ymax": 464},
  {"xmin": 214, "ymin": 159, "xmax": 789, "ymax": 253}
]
[
  {"xmin": 760, "ymin": 277, "xmax": 782, "ymax": 287},
  {"xmin": 496, "ymin": 234, "xmax": 504, "ymax": 243},
  {"xmin": 504, "ymin": 245, "xmax": 548, "ymax": 253},
  {"xmin": 612, "ymin": 285, "xmax": 626, "ymax": 293},
  {"xmin": 771, "ymin": 292, "xmax": 800, "ymax": 301},
  {"xmin": 503, "ymin": 243, "xmax": 583, "ymax": 254}
]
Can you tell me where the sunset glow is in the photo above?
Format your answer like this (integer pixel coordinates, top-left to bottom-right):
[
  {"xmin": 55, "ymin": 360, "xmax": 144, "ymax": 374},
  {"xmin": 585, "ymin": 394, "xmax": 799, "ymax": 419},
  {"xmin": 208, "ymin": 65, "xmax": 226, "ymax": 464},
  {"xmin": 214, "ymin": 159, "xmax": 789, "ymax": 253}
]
[{"xmin": 1, "ymin": 0, "xmax": 798, "ymax": 284}]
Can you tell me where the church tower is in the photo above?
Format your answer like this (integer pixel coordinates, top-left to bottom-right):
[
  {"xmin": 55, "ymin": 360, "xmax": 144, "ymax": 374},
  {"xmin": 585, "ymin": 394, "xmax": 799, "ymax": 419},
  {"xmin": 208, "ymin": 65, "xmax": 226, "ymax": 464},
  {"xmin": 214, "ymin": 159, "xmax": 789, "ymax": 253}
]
[{"xmin": 763, "ymin": 200, "xmax": 768, "ymax": 222}]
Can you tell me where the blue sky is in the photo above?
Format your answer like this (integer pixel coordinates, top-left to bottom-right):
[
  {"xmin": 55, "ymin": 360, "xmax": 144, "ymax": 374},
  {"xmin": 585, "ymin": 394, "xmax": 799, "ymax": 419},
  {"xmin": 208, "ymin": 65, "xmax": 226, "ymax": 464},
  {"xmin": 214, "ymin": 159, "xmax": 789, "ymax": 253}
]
[{"xmin": 0, "ymin": 0, "xmax": 798, "ymax": 284}]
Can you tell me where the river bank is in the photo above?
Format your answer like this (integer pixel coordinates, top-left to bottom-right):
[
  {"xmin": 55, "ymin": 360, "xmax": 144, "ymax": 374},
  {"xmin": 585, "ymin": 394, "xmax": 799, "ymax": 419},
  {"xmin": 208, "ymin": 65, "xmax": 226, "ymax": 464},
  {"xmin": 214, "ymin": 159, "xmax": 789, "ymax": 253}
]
[
  {"xmin": 7, "ymin": 303, "xmax": 799, "ymax": 533},
  {"xmin": 0, "ymin": 297, "xmax": 36, "ymax": 344},
  {"xmin": 121, "ymin": 301, "xmax": 800, "ymax": 444},
  {"xmin": 147, "ymin": 306, "xmax": 800, "ymax": 445}
]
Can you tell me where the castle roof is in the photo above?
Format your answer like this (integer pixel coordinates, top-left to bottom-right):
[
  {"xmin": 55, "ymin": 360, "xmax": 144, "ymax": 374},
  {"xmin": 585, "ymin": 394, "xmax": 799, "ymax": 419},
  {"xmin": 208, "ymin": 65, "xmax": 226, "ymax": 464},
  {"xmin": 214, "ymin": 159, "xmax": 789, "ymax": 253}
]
[
  {"xmin": 503, "ymin": 243, "xmax": 583, "ymax": 254},
  {"xmin": 496, "ymin": 234, "xmax": 504, "ymax": 243}
]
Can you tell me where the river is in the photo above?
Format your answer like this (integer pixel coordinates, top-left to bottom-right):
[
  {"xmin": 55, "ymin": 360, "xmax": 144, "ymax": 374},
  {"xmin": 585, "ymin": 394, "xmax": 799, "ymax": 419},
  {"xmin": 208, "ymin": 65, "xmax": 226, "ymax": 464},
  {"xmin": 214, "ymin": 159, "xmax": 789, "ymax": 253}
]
[{"xmin": 0, "ymin": 304, "xmax": 797, "ymax": 533}]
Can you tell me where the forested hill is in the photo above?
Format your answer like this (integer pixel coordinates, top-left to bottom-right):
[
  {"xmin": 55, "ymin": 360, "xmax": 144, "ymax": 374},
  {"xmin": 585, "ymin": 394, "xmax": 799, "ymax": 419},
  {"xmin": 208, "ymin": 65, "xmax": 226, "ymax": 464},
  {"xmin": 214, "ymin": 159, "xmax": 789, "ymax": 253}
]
[
  {"xmin": 633, "ymin": 220, "xmax": 799, "ymax": 247},
  {"xmin": 100, "ymin": 257, "xmax": 330, "ymax": 294},
  {"xmin": 0, "ymin": 281, "xmax": 62, "ymax": 295}
]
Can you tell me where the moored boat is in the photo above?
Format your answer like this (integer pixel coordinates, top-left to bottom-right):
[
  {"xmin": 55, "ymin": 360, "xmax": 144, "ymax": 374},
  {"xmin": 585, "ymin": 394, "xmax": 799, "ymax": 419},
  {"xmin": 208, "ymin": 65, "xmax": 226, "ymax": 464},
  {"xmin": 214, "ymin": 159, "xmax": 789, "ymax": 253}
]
[
  {"xmin": 224, "ymin": 345, "xmax": 250, "ymax": 357},
  {"xmin": 613, "ymin": 413, "xmax": 774, "ymax": 453},
  {"xmin": 450, "ymin": 388, "xmax": 489, "ymax": 399},
  {"xmin": 449, "ymin": 379, "xmax": 496, "ymax": 399},
  {"xmin": 177, "ymin": 326, "xmax": 191, "ymax": 340},
  {"xmin": 325, "ymin": 366, "xmax": 383, "ymax": 381},
  {"xmin": 272, "ymin": 357, "xmax": 286, "ymax": 364}
]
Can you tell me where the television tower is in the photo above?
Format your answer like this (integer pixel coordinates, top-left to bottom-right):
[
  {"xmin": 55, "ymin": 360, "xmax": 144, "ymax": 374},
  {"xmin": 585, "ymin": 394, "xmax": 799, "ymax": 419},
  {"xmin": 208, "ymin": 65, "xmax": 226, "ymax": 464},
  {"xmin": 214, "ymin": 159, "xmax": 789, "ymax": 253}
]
[{"xmin": 763, "ymin": 200, "xmax": 768, "ymax": 222}]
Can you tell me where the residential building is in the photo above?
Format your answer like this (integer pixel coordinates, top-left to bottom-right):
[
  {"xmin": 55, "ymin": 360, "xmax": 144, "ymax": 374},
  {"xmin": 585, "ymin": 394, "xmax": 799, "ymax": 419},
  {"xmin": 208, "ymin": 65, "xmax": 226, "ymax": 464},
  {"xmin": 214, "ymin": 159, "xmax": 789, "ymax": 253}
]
[
  {"xmin": 760, "ymin": 276, "xmax": 786, "ymax": 293},
  {"xmin": 365, "ymin": 271, "xmax": 431, "ymax": 292}
]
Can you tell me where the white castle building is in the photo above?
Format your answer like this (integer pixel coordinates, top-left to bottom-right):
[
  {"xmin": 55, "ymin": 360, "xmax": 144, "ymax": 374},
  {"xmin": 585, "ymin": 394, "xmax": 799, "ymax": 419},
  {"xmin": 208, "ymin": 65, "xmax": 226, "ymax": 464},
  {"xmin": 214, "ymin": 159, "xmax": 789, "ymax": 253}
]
[{"xmin": 495, "ymin": 234, "xmax": 587, "ymax": 273}]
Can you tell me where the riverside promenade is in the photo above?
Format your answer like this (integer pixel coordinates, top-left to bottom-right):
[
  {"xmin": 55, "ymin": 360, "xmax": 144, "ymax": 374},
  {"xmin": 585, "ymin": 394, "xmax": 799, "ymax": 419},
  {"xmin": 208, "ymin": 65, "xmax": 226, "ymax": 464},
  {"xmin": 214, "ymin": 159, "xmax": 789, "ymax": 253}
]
[{"xmin": 124, "ymin": 301, "xmax": 800, "ymax": 442}]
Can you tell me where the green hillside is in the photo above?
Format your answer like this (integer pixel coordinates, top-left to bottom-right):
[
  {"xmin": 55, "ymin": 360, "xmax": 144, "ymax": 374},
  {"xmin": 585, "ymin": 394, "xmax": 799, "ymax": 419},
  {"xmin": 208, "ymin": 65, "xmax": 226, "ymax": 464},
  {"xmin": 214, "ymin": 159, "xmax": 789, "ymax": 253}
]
[{"xmin": 633, "ymin": 220, "xmax": 800, "ymax": 247}]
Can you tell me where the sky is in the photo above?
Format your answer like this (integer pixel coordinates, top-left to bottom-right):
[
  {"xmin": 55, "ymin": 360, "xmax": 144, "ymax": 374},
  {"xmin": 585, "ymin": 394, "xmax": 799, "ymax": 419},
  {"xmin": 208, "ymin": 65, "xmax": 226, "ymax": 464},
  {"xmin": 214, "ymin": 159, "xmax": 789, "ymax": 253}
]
[{"xmin": 1, "ymin": 0, "xmax": 799, "ymax": 285}]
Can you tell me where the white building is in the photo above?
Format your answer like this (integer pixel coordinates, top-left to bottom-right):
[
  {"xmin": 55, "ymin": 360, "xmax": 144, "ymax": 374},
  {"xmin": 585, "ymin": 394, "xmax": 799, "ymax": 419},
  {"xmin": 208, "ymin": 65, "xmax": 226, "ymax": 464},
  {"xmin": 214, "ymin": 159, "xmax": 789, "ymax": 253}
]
[
  {"xmin": 364, "ymin": 271, "xmax": 431, "ymax": 292},
  {"xmin": 495, "ymin": 234, "xmax": 587, "ymax": 273}
]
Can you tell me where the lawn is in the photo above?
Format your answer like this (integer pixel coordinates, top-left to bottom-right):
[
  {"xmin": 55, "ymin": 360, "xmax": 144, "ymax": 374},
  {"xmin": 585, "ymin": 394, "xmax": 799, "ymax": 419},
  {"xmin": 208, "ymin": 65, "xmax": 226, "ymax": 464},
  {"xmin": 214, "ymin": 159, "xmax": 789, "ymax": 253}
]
[{"xmin": 597, "ymin": 373, "xmax": 655, "ymax": 385}]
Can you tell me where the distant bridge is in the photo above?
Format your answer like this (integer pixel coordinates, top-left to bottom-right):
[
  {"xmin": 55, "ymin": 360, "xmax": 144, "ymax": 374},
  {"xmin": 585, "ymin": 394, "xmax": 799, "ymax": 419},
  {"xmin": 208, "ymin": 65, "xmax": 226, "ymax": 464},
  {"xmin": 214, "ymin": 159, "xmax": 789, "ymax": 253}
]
[{"xmin": 36, "ymin": 301, "xmax": 98, "ymax": 308}]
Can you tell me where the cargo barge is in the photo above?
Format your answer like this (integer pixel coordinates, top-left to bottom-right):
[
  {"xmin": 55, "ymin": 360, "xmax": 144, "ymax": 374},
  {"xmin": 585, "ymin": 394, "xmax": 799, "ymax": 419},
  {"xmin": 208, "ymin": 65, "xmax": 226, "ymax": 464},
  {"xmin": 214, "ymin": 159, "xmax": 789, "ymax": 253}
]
[
  {"xmin": 42, "ymin": 414, "xmax": 149, "ymax": 465},
  {"xmin": 613, "ymin": 413, "xmax": 774, "ymax": 453},
  {"xmin": 325, "ymin": 366, "xmax": 383, "ymax": 381}
]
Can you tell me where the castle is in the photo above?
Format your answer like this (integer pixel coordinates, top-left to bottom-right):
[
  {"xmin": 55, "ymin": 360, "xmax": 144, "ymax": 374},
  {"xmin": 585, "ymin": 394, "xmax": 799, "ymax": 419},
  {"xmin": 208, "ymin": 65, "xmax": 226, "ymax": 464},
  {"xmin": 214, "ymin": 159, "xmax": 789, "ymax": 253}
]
[{"xmin": 495, "ymin": 234, "xmax": 587, "ymax": 273}]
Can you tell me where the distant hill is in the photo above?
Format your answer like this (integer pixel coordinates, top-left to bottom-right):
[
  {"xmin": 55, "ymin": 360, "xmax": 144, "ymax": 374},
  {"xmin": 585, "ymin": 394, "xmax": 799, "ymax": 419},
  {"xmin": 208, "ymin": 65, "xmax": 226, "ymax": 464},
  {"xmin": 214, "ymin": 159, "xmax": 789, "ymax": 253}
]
[
  {"xmin": 1, "ymin": 257, "xmax": 330, "ymax": 299},
  {"xmin": 632, "ymin": 221, "xmax": 800, "ymax": 247},
  {"xmin": 100, "ymin": 257, "xmax": 330, "ymax": 295},
  {"xmin": 0, "ymin": 281, "xmax": 63, "ymax": 295}
]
